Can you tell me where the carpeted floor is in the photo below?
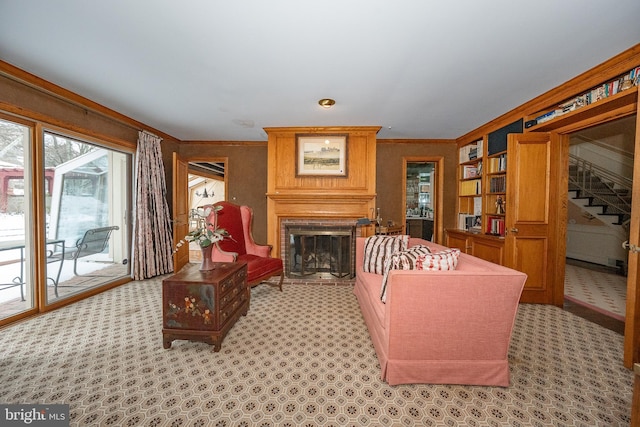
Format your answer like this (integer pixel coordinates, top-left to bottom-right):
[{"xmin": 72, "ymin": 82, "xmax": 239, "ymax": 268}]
[{"xmin": 0, "ymin": 271, "xmax": 634, "ymax": 426}]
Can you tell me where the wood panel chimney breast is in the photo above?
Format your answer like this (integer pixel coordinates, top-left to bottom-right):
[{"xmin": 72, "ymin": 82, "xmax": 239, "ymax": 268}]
[{"xmin": 265, "ymin": 126, "xmax": 380, "ymax": 258}]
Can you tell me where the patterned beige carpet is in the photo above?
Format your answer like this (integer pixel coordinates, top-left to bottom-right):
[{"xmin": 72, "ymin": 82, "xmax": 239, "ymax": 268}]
[
  {"xmin": 564, "ymin": 262, "xmax": 627, "ymax": 321},
  {"xmin": 0, "ymin": 271, "xmax": 634, "ymax": 426}
]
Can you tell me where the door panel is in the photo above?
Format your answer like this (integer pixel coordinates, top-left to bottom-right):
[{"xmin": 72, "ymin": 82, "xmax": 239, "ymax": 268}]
[
  {"xmin": 511, "ymin": 237, "xmax": 548, "ymax": 291},
  {"xmin": 172, "ymin": 153, "xmax": 189, "ymax": 273},
  {"xmin": 471, "ymin": 238, "xmax": 504, "ymax": 265},
  {"xmin": 623, "ymin": 110, "xmax": 640, "ymax": 368},
  {"xmin": 512, "ymin": 144, "xmax": 548, "ymax": 223},
  {"xmin": 505, "ymin": 132, "xmax": 560, "ymax": 304}
]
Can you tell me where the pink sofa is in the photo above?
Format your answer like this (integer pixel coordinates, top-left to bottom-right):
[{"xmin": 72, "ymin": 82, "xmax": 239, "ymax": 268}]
[{"xmin": 353, "ymin": 237, "xmax": 526, "ymax": 386}]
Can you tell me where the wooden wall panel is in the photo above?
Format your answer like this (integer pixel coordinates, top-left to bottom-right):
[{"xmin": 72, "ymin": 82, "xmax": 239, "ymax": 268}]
[
  {"xmin": 267, "ymin": 128, "xmax": 377, "ymax": 194},
  {"xmin": 265, "ymin": 126, "xmax": 380, "ymax": 255}
]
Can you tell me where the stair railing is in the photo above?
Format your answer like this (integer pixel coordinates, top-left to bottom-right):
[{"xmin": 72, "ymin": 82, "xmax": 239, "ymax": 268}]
[{"xmin": 569, "ymin": 154, "xmax": 632, "ymax": 226}]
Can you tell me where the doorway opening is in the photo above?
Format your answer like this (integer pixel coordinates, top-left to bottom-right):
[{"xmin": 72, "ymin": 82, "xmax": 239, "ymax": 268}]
[
  {"xmin": 564, "ymin": 115, "xmax": 634, "ymax": 328},
  {"xmin": 403, "ymin": 159, "xmax": 441, "ymax": 242},
  {"xmin": 187, "ymin": 161, "xmax": 226, "ymax": 263}
]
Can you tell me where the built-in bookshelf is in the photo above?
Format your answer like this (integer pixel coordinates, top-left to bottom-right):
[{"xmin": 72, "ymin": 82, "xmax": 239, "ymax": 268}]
[
  {"xmin": 484, "ymin": 149, "xmax": 506, "ymax": 236},
  {"xmin": 457, "ymin": 138, "xmax": 483, "ymax": 233},
  {"xmin": 450, "ymin": 133, "xmax": 508, "ymax": 266},
  {"xmin": 456, "ymin": 126, "xmax": 515, "ymax": 237}
]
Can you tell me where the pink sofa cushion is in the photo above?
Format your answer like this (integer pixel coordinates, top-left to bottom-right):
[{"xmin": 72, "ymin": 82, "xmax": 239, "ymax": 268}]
[{"xmin": 363, "ymin": 235, "xmax": 408, "ymax": 274}]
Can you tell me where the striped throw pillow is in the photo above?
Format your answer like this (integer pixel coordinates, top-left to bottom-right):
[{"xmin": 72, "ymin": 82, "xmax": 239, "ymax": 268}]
[
  {"xmin": 380, "ymin": 244, "xmax": 432, "ymax": 302},
  {"xmin": 363, "ymin": 235, "xmax": 409, "ymax": 275},
  {"xmin": 415, "ymin": 248, "xmax": 461, "ymax": 271}
]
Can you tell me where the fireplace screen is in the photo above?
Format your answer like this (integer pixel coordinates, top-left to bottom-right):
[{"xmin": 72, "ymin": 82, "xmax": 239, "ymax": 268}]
[{"xmin": 287, "ymin": 226, "xmax": 355, "ymax": 279}]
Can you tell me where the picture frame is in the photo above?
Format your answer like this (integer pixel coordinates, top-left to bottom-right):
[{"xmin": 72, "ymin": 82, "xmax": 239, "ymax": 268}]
[{"xmin": 296, "ymin": 134, "xmax": 348, "ymax": 177}]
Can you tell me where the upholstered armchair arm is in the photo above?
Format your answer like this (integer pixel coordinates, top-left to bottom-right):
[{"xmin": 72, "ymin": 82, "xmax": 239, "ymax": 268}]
[
  {"xmin": 211, "ymin": 242, "xmax": 238, "ymax": 263},
  {"xmin": 245, "ymin": 242, "xmax": 272, "ymax": 257}
]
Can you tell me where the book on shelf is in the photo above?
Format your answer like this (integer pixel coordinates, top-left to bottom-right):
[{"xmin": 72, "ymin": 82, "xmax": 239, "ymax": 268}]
[
  {"xmin": 486, "ymin": 216, "xmax": 505, "ymax": 236},
  {"xmin": 473, "ymin": 197, "xmax": 482, "ymax": 216},
  {"xmin": 459, "ymin": 179, "xmax": 481, "ymax": 196},
  {"xmin": 458, "ymin": 213, "xmax": 473, "ymax": 230},
  {"xmin": 462, "ymin": 165, "xmax": 479, "ymax": 179},
  {"xmin": 459, "ymin": 139, "xmax": 483, "ymax": 163},
  {"xmin": 530, "ymin": 65, "xmax": 640, "ymax": 127},
  {"xmin": 489, "ymin": 175, "xmax": 506, "ymax": 193},
  {"xmin": 488, "ymin": 154, "xmax": 507, "ymax": 172}
]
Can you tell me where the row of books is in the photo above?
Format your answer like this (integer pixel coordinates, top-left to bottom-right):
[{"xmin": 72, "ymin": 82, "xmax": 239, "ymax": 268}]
[
  {"xmin": 489, "ymin": 175, "xmax": 506, "ymax": 193},
  {"xmin": 486, "ymin": 216, "xmax": 505, "ymax": 236},
  {"xmin": 458, "ymin": 213, "xmax": 482, "ymax": 233},
  {"xmin": 534, "ymin": 66, "xmax": 640, "ymax": 125},
  {"xmin": 459, "ymin": 139, "xmax": 483, "ymax": 163},
  {"xmin": 459, "ymin": 179, "xmax": 481, "ymax": 196},
  {"xmin": 488, "ymin": 154, "xmax": 506, "ymax": 173}
]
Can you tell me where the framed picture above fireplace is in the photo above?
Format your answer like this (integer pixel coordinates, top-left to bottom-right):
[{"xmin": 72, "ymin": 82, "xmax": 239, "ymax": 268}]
[{"xmin": 296, "ymin": 134, "xmax": 348, "ymax": 177}]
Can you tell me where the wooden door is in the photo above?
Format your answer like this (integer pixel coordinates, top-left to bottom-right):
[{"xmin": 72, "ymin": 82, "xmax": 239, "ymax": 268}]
[
  {"xmin": 172, "ymin": 152, "xmax": 190, "ymax": 273},
  {"xmin": 505, "ymin": 132, "xmax": 562, "ymax": 304},
  {"xmin": 624, "ymin": 110, "xmax": 640, "ymax": 368}
]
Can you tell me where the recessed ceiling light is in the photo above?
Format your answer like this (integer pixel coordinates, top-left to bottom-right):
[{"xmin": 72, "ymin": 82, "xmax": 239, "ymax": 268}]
[{"xmin": 318, "ymin": 98, "xmax": 336, "ymax": 109}]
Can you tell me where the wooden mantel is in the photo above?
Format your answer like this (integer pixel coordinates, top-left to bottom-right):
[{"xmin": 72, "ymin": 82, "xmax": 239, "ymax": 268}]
[{"xmin": 265, "ymin": 126, "xmax": 380, "ymax": 257}]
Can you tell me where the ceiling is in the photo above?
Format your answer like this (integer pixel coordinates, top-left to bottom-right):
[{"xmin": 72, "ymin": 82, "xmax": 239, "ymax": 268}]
[
  {"xmin": 189, "ymin": 161, "xmax": 225, "ymax": 179},
  {"xmin": 1, "ymin": 1, "xmax": 639, "ymax": 142}
]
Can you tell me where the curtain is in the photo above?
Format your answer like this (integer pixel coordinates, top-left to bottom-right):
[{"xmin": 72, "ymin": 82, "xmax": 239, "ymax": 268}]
[{"xmin": 132, "ymin": 131, "xmax": 174, "ymax": 280}]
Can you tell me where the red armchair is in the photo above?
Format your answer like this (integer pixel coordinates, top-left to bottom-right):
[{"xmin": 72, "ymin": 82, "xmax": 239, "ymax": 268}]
[{"xmin": 206, "ymin": 201, "xmax": 283, "ymax": 291}]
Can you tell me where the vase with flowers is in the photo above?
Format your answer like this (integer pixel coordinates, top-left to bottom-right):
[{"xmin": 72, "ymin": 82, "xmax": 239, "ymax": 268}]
[{"xmin": 175, "ymin": 205, "xmax": 230, "ymax": 270}]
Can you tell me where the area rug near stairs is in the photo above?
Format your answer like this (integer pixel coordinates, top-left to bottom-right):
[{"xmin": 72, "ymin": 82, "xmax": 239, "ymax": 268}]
[
  {"xmin": 0, "ymin": 273, "xmax": 634, "ymax": 426},
  {"xmin": 564, "ymin": 262, "xmax": 627, "ymax": 321}
]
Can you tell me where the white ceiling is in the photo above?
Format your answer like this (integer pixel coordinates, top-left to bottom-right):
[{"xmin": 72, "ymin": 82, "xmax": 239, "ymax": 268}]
[{"xmin": 1, "ymin": 1, "xmax": 639, "ymax": 141}]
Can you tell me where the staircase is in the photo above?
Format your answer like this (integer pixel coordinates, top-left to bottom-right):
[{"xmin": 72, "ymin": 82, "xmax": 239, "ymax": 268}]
[{"xmin": 568, "ymin": 154, "xmax": 632, "ymax": 229}]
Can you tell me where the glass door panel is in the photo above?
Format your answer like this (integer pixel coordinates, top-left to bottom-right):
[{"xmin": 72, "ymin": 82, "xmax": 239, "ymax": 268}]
[
  {"xmin": 0, "ymin": 118, "xmax": 34, "ymax": 320},
  {"xmin": 44, "ymin": 132, "xmax": 131, "ymax": 303}
]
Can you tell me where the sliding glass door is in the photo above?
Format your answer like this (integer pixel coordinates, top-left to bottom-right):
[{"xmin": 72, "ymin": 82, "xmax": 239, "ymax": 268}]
[
  {"xmin": 43, "ymin": 131, "xmax": 131, "ymax": 304},
  {"xmin": 0, "ymin": 119, "xmax": 132, "ymax": 323}
]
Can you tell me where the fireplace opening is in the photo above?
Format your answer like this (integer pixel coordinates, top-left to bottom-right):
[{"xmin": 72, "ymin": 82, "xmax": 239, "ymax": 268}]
[{"xmin": 285, "ymin": 224, "xmax": 356, "ymax": 279}]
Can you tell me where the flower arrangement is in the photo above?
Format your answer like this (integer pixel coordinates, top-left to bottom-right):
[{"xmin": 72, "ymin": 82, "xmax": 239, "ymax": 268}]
[{"xmin": 175, "ymin": 205, "xmax": 229, "ymax": 251}]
